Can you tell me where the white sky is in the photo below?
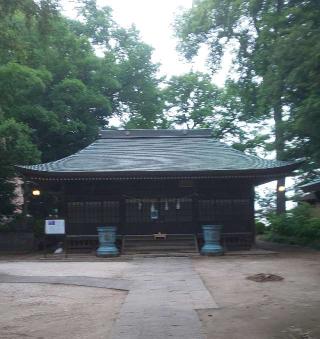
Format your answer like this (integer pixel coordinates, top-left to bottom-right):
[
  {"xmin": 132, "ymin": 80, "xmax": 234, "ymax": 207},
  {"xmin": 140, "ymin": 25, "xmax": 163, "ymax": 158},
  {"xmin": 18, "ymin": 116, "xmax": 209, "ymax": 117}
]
[{"xmin": 61, "ymin": 0, "xmax": 230, "ymax": 86}]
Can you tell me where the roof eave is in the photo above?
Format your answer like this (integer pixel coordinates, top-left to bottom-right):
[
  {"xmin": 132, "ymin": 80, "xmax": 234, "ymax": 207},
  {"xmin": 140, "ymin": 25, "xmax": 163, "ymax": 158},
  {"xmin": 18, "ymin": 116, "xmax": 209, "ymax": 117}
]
[
  {"xmin": 300, "ymin": 182, "xmax": 320, "ymax": 192},
  {"xmin": 16, "ymin": 160, "xmax": 303, "ymax": 181}
]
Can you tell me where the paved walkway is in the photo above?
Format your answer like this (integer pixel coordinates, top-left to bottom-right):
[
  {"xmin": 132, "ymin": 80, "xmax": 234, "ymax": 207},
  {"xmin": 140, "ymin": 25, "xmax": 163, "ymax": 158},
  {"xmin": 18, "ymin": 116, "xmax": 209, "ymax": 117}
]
[
  {"xmin": 111, "ymin": 257, "xmax": 218, "ymax": 339},
  {"xmin": 0, "ymin": 257, "xmax": 217, "ymax": 339},
  {"xmin": 0, "ymin": 274, "xmax": 131, "ymax": 290}
]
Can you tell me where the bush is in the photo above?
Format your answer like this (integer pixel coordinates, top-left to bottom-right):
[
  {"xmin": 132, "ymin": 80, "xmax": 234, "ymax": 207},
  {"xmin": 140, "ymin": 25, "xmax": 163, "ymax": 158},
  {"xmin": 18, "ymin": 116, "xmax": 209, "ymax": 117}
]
[
  {"xmin": 266, "ymin": 203, "xmax": 320, "ymax": 247},
  {"xmin": 0, "ymin": 214, "xmax": 43, "ymax": 234},
  {"xmin": 255, "ymin": 221, "xmax": 267, "ymax": 235},
  {"xmin": 32, "ymin": 218, "xmax": 44, "ymax": 238},
  {"xmin": 0, "ymin": 213, "xmax": 27, "ymax": 232},
  {"xmin": 0, "ymin": 221, "xmax": 12, "ymax": 232}
]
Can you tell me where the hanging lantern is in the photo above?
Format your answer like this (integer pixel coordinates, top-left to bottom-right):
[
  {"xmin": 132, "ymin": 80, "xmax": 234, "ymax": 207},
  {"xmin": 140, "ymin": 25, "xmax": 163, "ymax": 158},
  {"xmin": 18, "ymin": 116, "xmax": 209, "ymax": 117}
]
[{"xmin": 32, "ymin": 189, "xmax": 41, "ymax": 196}]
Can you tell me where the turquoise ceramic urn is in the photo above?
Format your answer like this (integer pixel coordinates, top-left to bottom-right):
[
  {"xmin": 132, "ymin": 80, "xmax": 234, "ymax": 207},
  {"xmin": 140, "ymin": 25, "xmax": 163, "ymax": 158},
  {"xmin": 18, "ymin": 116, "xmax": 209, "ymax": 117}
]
[
  {"xmin": 201, "ymin": 224, "xmax": 223, "ymax": 255},
  {"xmin": 96, "ymin": 226, "xmax": 119, "ymax": 257}
]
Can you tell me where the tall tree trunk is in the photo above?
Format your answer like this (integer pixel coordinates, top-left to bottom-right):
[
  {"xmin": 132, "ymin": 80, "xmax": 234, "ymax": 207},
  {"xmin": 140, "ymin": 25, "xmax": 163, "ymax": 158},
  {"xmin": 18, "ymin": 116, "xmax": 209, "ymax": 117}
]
[
  {"xmin": 274, "ymin": 103, "xmax": 286, "ymax": 214},
  {"xmin": 273, "ymin": 0, "xmax": 286, "ymax": 215}
]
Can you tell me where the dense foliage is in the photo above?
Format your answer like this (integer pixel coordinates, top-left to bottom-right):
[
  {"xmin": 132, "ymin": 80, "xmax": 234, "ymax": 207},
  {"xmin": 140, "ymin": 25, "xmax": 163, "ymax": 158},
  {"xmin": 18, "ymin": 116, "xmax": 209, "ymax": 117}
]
[
  {"xmin": 163, "ymin": 72, "xmax": 263, "ymax": 150},
  {"xmin": 0, "ymin": 118, "xmax": 40, "ymax": 217},
  {"xmin": 265, "ymin": 203, "xmax": 320, "ymax": 248},
  {"xmin": 164, "ymin": 72, "xmax": 221, "ymax": 129},
  {"xmin": 175, "ymin": 0, "xmax": 320, "ymax": 211},
  {"xmin": 1, "ymin": 0, "xmax": 320, "ymax": 223},
  {"xmin": 0, "ymin": 0, "xmax": 164, "ymax": 219}
]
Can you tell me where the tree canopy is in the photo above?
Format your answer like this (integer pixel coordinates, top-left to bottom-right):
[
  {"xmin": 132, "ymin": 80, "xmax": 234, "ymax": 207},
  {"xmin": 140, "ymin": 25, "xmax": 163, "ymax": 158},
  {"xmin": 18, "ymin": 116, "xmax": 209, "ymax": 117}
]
[
  {"xmin": 1, "ymin": 0, "xmax": 320, "ymax": 219},
  {"xmin": 175, "ymin": 0, "xmax": 320, "ymax": 211},
  {"xmin": 0, "ymin": 0, "xmax": 164, "ymax": 219}
]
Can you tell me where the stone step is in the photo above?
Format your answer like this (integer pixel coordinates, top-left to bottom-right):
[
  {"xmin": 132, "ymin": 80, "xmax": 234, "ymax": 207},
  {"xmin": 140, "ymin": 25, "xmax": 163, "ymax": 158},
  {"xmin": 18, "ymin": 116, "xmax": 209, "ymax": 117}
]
[
  {"xmin": 122, "ymin": 234, "xmax": 199, "ymax": 254},
  {"xmin": 124, "ymin": 234, "xmax": 195, "ymax": 239},
  {"xmin": 122, "ymin": 252, "xmax": 201, "ymax": 258},
  {"xmin": 124, "ymin": 244, "xmax": 197, "ymax": 250},
  {"xmin": 124, "ymin": 249, "xmax": 199, "ymax": 254},
  {"xmin": 124, "ymin": 241, "xmax": 196, "ymax": 246}
]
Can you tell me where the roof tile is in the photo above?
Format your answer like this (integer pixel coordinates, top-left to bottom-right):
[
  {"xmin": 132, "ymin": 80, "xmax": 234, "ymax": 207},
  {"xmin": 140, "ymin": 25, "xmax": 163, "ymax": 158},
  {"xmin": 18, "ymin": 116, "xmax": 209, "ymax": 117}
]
[{"xmin": 19, "ymin": 131, "xmax": 299, "ymax": 174}]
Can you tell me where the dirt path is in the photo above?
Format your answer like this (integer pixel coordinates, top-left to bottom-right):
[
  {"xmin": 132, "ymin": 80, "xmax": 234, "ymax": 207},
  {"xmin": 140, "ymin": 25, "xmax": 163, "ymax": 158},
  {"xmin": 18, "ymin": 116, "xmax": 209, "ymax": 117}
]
[
  {"xmin": 0, "ymin": 261, "xmax": 130, "ymax": 339},
  {"xmin": 0, "ymin": 283, "xmax": 126, "ymax": 339},
  {"xmin": 195, "ymin": 249, "xmax": 320, "ymax": 339},
  {"xmin": 0, "ymin": 246, "xmax": 319, "ymax": 339}
]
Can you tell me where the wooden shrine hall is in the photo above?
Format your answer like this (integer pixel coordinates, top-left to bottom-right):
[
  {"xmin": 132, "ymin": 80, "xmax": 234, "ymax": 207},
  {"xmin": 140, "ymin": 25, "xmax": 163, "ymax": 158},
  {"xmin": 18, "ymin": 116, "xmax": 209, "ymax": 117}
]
[{"xmin": 18, "ymin": 129, "xmax": 301, "ymax": 252}]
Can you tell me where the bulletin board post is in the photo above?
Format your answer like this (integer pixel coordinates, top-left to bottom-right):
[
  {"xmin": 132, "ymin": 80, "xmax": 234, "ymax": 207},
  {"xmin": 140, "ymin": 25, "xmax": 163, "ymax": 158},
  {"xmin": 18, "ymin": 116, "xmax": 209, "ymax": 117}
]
[{"xmin": 44, "ymin": 219, "xmax": 66, "ymax": 258}]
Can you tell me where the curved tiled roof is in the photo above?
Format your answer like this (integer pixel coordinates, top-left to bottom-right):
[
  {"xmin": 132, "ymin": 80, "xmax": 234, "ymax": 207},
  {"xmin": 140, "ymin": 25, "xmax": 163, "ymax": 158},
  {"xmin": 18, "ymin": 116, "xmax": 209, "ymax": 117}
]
[{"xmin": 18, "ymin": 129, "xmax": 301, "ymax": 177}]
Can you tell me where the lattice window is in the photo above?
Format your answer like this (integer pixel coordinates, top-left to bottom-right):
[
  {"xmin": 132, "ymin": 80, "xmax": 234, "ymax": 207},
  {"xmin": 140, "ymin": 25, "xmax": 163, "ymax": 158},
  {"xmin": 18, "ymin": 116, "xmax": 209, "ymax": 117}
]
[
  {"xmin": 176, "ymin": 198, "xmax": 192, "ymax": 222},
  {"xmin": 102, "ymin": 201, "xmax": 120, "ymax": 223},
  {"xmin": 68, "ymin": 201, "xmax": 120, "ymax": 224},
  {"xmin": 68, "ymin": 202, "xmax": 85, "ymax": 223},
  {"xmin": 126, "ymin": 199, "xmax": 151, "ymax": 223},
  {"xmin": 85, "ymin": 202, "xmax": 101, "ymax": 223},
  {"xmin": 199, "ymin": 199, "xmax": 250, "ymax": 222},
  {"xmin": 160, "ymin": 199, "xmax": 177, "ymax": 222},
  {"xmin": 198, "ymin": 200, "xmax": 215, "ymax": 222}
]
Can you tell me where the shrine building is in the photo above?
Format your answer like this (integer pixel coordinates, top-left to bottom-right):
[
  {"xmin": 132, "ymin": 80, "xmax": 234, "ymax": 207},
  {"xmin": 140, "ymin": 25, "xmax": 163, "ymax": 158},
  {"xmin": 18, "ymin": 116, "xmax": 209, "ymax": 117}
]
[{"xmin": 18, "ymin": 129, "xmax": 301, "ymax": 251}]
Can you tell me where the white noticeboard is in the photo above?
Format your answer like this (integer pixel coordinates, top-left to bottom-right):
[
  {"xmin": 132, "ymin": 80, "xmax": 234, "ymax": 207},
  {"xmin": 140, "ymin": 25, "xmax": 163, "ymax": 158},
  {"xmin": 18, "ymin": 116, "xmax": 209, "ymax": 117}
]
[{"xmin": 45, "ymin": 219, "xmax": 65, "ymax": 235}]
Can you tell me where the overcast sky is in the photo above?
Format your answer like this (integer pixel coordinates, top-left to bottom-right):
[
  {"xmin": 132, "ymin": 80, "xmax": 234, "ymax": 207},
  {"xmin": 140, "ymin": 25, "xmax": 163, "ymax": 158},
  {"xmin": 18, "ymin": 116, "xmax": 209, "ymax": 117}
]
[{"xmin": 61, "ymin": 0, "xmax": 230, "ymax": 86}]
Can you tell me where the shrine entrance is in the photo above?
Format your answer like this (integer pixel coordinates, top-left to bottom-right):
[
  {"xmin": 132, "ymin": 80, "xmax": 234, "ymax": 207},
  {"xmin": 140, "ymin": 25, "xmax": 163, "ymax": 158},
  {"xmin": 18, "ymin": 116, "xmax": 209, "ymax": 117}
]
[{"xmin": 122, "ymin": 198, "xmax": 194, "ymax": 235}]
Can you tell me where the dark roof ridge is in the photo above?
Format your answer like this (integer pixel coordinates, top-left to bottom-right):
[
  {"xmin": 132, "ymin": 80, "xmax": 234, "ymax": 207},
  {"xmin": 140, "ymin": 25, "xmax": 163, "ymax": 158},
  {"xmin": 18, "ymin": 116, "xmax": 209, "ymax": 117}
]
[{"xmin": 99, "ymin": 129, "xmax": 212, "ymax": 139}]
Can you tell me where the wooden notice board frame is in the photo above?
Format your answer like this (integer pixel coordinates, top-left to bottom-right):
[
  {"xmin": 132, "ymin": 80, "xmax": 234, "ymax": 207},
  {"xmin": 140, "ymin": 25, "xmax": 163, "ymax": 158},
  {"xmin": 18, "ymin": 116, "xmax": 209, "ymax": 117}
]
[{"xmin": 43, "ymin": 219, "xmax": 66, "ymax": 258}]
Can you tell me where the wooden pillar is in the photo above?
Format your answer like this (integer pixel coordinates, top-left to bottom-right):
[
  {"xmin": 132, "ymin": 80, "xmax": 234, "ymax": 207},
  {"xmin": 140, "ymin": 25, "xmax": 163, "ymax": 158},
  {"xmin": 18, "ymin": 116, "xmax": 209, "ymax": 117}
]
[
  {"xmin": 192, "ymin": 194, "xmax": 199, "ymax": 234},
  {"xmin": 119, "ymin": 195, "xmax": 126, "ymax": 235},
  {"xmin": 276, "ymin": 177, "xmax": 286, "ymax": 215},
  {"xmin": 250, "ymin": 184, "xmax": 256, "ymax": 245},
  {"xmin": 59, "ymin": 182, "xmax": 67, "ymax": 230},
  {"xmin": 22, "ymin": 179, "xmax": 30, "ymax": 217}
]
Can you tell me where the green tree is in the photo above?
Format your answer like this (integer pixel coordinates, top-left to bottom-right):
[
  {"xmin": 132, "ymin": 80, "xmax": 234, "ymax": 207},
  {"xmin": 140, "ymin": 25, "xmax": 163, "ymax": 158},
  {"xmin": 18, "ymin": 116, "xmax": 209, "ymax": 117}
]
[
  {"xmin": 276, "ymin": 2, "xmax": 320, "ymax": 174},
  {"xmin": 175, "ymin": 0, "xmax": 319, "ymax": 213},
  {"xmin": 0, "ymin": 0, "xmax": 165, "ymax": 219},
  {"xmin": 0, "ymin": 118, "xmax": 40, "ymax": 219},
  {"xmin": 164, "ymin": 72, "xmax": 220, "ymax": 129},
  {"xmin": 0, "ymin": 0, "xmax": 118, "ymax": 161},
  {"xmin": 163, "ymin": 72, "xmax": 266, "ymax": 152},
  {"xmin": 115, "ymin": 27, "xmax": 164, "ymax": 128},
  {"xmin": 75, "ymin": 1, "xmax": 164, "ymax": 128}
]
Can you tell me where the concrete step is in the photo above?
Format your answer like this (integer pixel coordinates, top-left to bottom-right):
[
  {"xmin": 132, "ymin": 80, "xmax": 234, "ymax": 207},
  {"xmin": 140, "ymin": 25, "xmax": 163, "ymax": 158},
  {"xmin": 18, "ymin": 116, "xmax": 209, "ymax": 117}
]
[
  {"xmin": 124, "ymin": 247, "xmax": 199, "ymax": 253},
  {"xmin": 125, "ymin": 245, "xmax": 197, "ymax": 250},
  {"xmin": 124, "ymin": 234, "xmax": 194, "ymax": 240},
  {"xmin": 122, "ymin": 234, "xmax": 199, "ymax": 254},
  {"xmin": 122, "ymin": 252, "xmax": 201, "ymax": 258},
  {"xmin": 124, "ymin": 241, "xmax": 196, "ymax": 247}
]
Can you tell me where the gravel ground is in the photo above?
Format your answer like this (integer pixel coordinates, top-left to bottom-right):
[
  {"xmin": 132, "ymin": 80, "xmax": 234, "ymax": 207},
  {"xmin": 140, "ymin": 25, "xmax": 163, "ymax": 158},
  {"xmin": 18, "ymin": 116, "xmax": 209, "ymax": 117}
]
[
  {"xmin": 194, "ymin": 247, "xmax": 320, "ymax": 339},
  {"xmin": 0, "ymin": 261, "xmax": 129, "ymax": 339},
  {"xmin": 0, "ymin": 244, "xmax": 319, "ymax": 339},
  {"xmin": 0, "ymin": 283, "xmax": 126, "ymax": 339}
]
